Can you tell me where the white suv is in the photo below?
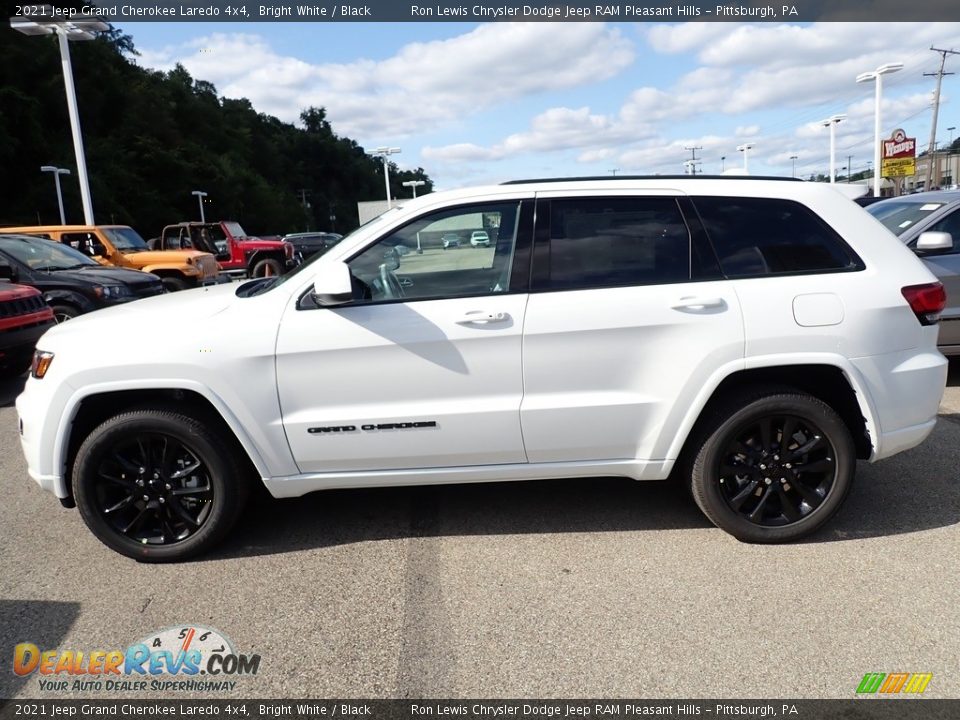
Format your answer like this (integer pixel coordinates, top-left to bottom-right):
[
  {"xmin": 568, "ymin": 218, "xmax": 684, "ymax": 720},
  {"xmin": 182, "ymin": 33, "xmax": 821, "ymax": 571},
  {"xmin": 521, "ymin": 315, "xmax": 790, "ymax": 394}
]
[{"xmin": 16, "ymin": 178, "xmax": 949, "ymax": 561}]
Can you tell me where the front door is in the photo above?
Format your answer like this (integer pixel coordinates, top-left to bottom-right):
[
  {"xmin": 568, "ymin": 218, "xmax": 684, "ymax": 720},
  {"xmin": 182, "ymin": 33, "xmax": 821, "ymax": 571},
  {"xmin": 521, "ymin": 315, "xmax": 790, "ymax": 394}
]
[{"xmin": 276, "ymin": 199, "xmax": 533, "ymax": 473}]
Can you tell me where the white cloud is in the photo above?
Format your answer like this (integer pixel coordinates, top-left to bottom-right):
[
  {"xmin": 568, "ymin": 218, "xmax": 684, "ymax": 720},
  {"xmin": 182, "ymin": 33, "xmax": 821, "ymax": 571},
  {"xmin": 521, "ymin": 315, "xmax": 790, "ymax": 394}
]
[{"xmin": 135, "ymin": 23, "xmax": 634, "ymax": 141}]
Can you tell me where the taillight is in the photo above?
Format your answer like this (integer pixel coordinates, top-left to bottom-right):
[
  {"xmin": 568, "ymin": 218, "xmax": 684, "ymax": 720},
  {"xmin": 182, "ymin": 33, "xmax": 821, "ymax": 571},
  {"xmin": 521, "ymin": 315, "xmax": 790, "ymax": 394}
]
[{"xmin": 901, "ymin": 282, "xmax": 946, "ymax": 326}]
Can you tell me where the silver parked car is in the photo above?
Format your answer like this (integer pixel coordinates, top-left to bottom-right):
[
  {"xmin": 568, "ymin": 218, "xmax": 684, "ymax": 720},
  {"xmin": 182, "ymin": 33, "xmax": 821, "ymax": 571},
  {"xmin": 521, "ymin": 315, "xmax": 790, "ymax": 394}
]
[{"xmin": 867, "ymin": 190, "xmax": 960, "ymax": 354}]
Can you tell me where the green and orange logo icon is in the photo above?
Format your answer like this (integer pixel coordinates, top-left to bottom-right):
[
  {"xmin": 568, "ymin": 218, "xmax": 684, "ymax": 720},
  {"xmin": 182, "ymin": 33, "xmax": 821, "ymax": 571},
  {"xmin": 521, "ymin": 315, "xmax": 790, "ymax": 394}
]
[{"xmin": 856, "ymin": 672, "xmax": 932, "ymax": 694}]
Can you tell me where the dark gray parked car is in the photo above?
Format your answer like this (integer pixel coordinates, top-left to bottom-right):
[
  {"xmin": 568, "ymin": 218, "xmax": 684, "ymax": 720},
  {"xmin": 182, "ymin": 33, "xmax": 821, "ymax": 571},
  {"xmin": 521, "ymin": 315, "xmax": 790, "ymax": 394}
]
[{"xmin": 867, "ymin": 190, "xmax": 960, "ymax": 354}]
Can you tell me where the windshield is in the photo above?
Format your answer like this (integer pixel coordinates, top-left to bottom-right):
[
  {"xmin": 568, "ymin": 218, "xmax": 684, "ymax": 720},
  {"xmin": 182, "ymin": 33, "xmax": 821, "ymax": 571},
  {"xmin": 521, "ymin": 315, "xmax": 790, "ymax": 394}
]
[
  {"xmin": 102, "ymin": 227, "xmax": 150, "ymax": 252},
  {"xmin": 224, "ymin": 221, "xmax": 247, "ymax": 239},
  {"xmin": 0, "ymin": 236, "xmax": 98, "ymax": 270},
  {"xmin": 239, "ymin": 210, "xmax": 397, "ymax": 297},
  {"xmin": 866, "ymin": 201, "xmax": 946, "ymax": 236}
]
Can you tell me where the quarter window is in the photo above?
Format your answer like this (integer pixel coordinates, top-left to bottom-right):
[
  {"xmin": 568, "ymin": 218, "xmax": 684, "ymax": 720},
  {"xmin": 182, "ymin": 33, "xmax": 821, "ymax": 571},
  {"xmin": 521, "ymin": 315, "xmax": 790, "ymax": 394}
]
[
  {"xmin": 538, "ymin": 197, "xmax": 691, "ymax": 291},
  {"xmin": 346, "ymin": 202, "xmax": 522, "ymax": 303},
  {"xmin": 694, "ymin": 197, "xmax": 862, "ymax": 277}
]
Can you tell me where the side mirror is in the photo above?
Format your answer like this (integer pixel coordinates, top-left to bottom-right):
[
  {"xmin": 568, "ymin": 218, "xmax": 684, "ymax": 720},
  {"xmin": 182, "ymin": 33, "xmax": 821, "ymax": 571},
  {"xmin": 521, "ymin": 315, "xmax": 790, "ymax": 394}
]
[
  {"xmin": 0, "ymin": 262, "xmax": 16, "ymax": 282},
  {"xmin": 90, "ymin": 241, "xmax": 107, "ymax": 256},
  {"xmin": 311, "ymin": 261, "xmax": 353, "ymax": 306},
  {"xmin": 916, "ymin": 231, "xmax": 953, "ymax": 253}
]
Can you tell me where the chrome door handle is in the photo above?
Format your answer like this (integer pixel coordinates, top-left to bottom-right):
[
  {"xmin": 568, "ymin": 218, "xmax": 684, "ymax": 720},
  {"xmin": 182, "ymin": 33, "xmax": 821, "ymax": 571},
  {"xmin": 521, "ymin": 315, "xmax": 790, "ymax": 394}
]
[
  {"xmin": 671, "ymin": 296, "xmax": 726, "ymax": 311},
  {"xmin": 457, "ymin": 311, "xmax": 509, "ymax": 324}
]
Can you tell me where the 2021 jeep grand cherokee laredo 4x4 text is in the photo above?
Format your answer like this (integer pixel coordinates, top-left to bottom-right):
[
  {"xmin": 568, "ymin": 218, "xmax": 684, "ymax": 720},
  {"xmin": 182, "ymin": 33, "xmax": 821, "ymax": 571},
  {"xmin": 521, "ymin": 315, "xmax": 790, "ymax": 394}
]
[{"xmin": 16, "ymin": 178, "xmax": 949, "ymax": 561}]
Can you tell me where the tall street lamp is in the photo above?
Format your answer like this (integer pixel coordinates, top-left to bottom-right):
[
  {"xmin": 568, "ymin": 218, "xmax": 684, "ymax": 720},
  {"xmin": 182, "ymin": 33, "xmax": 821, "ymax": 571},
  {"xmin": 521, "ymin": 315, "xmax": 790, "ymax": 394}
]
[
  {"xmin": 191, "ymin": 190, "xmax": 208, "ymax": 223},
  {"xmin": 402, "ymin": 179, "xmax": 425, "ymax": 198},
  {"xmin": 821, "ymin": 114, "xmax": 846, "ymax": 183},
  {"xmin": 789, "ymin": 155, "xmax": 798, "ymax": 178},
  {"xmin": 41, "ymin": 165, "xmax": 71, "ymax": 224},
  {"xmin": 12, "ymin": 7, "xmax": 107, "ymax": 225},
  {"xmin": 373, "ymin": 147, "xmax": 401, "ymax": 208},
  {"xmin": 737, "ymin": 143, "xmax": 754, "ymax": 172},
  {"xmin": 856, "ymin": 62, "xmax": 904, "ymax": 197}
]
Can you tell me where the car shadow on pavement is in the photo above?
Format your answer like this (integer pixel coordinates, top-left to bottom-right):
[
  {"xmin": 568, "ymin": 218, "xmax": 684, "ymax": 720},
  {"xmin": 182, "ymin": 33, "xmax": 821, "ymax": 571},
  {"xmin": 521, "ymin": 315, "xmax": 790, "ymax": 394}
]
[
  {"xmin": 210, "ymin": 477, "xmax": 712, "ymax": 561},
  {"xmin": 0, "ymin": 600, "xmax": 80, "ymax": 698},
  {"xmin": 0, "ymin": 373, "xmax": 26, "ymax": 408},
  {"xmin": 210, "ymin": 430, "xmax": 960, "ymax": 559}
]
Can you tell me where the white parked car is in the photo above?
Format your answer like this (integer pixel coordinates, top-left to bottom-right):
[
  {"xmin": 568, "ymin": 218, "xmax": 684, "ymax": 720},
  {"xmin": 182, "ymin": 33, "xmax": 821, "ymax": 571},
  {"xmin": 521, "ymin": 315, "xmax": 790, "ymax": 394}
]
[
  {"xmin": 17, "ymin": 177, "xmax": 948, "ymax": 561},
  {"xmin": 470, "ymin": 230, "xmax": 491, "ymax": 247}
]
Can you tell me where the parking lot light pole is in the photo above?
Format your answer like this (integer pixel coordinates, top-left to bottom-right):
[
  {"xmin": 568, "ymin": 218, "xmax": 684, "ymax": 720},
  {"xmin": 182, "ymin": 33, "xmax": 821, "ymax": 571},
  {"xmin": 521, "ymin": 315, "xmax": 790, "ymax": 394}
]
[
  {"xmin": 373, "ymin": 147, "xmax": 401, "ymax": 208},
  {"xmin": 737, "ymin": 143, "xmax": 754, "ymax": 172},
  {"xmin": 402, "ymin": 179, "xmax": 425, "ymax": 199},
  {"xmin": 822, "ymin": 114, "xmax": 846, "ymax": 183},
  {"xmin": 41, "ymin": 166, "xmax": 71, "ymax": 224},
  {"xmin": 191, "ymin": 190, "xmax": 207, "ymax": 223},
  {"xmin": 789, "ymin": 155, "xmax": 798, "ymax": 178},
  {"xmin": 12, "ymin": 7, "xmax": 107, "ymax": 225},
  {"xmin": 856, "ymin": 62, "xmax": 904, "ymax": 197}
]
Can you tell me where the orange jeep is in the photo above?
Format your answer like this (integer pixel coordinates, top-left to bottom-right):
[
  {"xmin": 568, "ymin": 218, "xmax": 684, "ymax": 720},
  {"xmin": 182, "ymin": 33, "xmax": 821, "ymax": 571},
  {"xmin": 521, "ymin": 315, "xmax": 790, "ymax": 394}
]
[{"xmin": 0, "ymin": 225, "xmax": 221, "ymax": 291}]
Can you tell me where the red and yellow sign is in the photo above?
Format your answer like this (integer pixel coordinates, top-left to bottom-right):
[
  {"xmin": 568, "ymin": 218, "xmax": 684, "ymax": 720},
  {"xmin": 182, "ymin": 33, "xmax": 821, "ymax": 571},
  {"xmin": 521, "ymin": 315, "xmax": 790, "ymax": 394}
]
[{"xmin": 882, "ymin": 128, "xmax": 916, "ymax": 177}]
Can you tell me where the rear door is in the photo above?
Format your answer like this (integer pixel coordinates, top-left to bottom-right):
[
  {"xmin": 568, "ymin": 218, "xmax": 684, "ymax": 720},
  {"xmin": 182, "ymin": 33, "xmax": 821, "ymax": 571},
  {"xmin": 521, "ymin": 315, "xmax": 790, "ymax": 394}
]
[{"xmin": 519, "ymin": 191, "xmax": 744, "ymax": 464}]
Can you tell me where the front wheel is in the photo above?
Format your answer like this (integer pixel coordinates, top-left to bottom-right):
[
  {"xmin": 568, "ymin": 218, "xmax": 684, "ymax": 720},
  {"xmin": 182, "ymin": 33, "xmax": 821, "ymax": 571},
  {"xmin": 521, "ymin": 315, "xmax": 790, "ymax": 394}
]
[
  {"xmin": 72, "ymin": 408, "xmax": 250, "ymax": 561},
  {"xmin": 160, "ymin": 276, "xmax": 189, "ymax": 292},
  {"xmin": 51, "ymin": 304, "xmax": 80, "ymax": 323},
  {"xmin": 251, "ymin": 258, "xmax": 282, "ymax": 278},
  {"xmin": 689, "ymin": 391, "xmax": 855, "ymax": 543}
]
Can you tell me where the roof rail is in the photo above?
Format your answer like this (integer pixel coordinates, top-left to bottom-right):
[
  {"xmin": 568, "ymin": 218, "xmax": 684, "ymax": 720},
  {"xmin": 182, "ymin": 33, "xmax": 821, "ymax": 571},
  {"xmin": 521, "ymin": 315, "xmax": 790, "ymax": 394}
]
[{"xmin": 500, "ymin": 175, "xmax": 803, "ymax": 185}]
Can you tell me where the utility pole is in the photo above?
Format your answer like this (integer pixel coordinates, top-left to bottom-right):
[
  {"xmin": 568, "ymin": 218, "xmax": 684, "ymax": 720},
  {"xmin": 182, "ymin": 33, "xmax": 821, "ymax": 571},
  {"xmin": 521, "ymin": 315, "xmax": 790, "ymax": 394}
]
[
  {"xmin": 924, "ymin": 46, "xmax": 958, "ymax": 190},
  {"xmin": 684, "ymin": 146, "xmax": 702, "ymax": 175},
  {"xmin": 847, "ymin": 155, "xmax": 853, "ymax": 183}
]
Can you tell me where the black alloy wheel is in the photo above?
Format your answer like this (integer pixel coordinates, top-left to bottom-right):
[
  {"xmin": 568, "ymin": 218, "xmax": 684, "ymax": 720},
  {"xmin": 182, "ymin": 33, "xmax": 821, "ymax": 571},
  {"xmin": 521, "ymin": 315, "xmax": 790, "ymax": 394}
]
[
  {"xmin": 93, "ymin": 433, "xmax": 214, "ymax": 545},
  {"xmin": 689, "ymin": 390, "xmax": 855, "ymax": 543},
  {"xmin": 73, "ymin": 408, "xmax": 250, "ymax": 561},
  {"xmin": 716, "ymin": 414, "xmax": 836, "ymax": 527}
]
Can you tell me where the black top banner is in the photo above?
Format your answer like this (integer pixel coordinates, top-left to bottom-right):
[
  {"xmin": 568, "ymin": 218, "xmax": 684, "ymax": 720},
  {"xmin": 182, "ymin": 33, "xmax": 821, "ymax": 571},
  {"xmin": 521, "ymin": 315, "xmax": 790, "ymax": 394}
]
[{"xmin": 8, "ymin": 0, "xmax": 960, "ymax": 22}]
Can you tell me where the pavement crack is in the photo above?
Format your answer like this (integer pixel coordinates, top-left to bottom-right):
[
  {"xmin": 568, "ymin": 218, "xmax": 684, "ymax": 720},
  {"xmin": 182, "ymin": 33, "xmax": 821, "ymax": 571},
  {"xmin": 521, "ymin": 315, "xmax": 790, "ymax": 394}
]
[{"xmin": 397, "ymin": 488, "xmax": 456, "ymax": 697}]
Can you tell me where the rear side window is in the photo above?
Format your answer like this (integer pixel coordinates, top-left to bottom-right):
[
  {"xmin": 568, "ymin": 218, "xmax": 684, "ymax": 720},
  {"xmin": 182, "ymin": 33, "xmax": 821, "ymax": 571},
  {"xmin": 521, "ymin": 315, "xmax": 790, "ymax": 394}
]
[
  {"xmin": 694, "ymin": 197, "xmax": 863, "ymax": 278},
  {"xmin": 538, "ymin": 197, "xmax": 690, "ymax": 291}
]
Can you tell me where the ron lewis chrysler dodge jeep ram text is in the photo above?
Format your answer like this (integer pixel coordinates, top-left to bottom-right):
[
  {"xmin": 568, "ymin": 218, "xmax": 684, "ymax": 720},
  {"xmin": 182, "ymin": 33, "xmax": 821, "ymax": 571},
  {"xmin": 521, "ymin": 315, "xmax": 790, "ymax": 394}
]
[{"xmin": 16, "ymin": 178, "xmax": 949, "ymax": 561}]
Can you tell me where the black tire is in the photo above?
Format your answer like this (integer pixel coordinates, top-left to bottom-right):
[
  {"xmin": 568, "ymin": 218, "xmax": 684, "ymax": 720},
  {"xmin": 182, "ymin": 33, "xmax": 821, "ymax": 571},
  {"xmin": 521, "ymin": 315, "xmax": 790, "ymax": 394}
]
[
  {"xmin": 72, "ymin": 408, "xmax": 251, "ymax": 562},
  {"xmin": 251, "ymin": 258, "xmax": 282, "ymax": 278},
  {"xmin": 50, "ymin": 304, "xmax": 80, "ymax": 323},
  {"xmin": 689, "ymin": 389, "xmax": 855, "ymax": 543},
  {"xmin": 160, "ymin": 276, "xmax": 190, "ymax": 292}
]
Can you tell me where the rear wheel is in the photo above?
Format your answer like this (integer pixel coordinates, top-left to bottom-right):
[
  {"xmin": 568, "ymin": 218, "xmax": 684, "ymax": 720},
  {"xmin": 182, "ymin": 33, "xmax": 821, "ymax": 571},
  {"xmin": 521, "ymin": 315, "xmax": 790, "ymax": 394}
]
[
  {"xmin": 251, "ymin": 258, "xmax": 282, "ymax": 278},
  {"xmin": 689, "ymin": 390, "xmax": 855, "ymax": 543},
  {"xmin": 160, "ymin": 276, "xmax": 189, "ymax": 292},
  {"xmin": 72, "ymin": 408, "xmax": 250, "ymax": 561}
]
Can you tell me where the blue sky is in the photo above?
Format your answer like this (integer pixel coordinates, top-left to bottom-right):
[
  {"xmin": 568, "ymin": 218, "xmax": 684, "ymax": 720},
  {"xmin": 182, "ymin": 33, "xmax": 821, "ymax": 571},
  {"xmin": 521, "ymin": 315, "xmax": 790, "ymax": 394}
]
[{"xmin": 122, "ymin": 22, "xmax": 960, "ymax": 190}]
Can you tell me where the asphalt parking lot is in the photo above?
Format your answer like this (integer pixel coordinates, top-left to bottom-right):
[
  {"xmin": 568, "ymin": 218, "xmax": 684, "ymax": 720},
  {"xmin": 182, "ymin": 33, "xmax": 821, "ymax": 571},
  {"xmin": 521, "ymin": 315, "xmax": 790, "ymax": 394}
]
[{"xmin": 1, "ymin": 361, "xmax": 958, "ymax": 700}]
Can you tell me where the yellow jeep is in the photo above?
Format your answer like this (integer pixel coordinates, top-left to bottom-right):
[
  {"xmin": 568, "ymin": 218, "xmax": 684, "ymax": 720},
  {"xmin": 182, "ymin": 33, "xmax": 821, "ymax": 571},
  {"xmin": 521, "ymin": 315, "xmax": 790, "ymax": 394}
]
[{"xmin": 0, "ymin": 225, "xmax": 221, "ymax": 291}]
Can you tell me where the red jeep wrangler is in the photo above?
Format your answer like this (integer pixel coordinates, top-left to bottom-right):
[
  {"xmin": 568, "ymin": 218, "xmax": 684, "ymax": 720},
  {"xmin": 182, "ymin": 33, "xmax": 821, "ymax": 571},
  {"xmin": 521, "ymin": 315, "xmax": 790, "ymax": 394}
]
[{"xmin": 154, "ymin": 221, "xmax": 295, "ymax": 278}]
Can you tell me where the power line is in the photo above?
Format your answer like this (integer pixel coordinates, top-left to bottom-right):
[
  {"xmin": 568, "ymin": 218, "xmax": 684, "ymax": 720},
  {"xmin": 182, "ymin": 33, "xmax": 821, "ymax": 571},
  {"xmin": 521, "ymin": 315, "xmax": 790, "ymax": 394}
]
[{"xmin": 683, "ymin": 146, "xmax": 702, "ymax": 175}]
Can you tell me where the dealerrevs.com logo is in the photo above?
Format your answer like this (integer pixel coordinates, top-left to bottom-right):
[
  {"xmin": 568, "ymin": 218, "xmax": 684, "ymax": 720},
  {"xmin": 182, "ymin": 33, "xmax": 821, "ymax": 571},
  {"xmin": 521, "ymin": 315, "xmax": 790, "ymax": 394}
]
[{"xmin": 13, "ymin": 625, "xmax": 261, "ymax": 693}]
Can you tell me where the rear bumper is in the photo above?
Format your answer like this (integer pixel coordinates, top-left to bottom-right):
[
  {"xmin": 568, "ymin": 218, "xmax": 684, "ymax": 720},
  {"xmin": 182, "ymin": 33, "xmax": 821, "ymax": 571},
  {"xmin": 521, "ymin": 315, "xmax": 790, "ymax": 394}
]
[{"xmin": 851, "ymin": 348, "xmax": 948, "ymax": 461}]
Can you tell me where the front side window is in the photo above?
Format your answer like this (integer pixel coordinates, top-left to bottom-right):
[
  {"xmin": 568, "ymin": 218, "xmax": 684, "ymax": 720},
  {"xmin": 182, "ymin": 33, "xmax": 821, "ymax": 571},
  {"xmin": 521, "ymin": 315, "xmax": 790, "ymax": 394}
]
[
  {"xmin": 101, "ymin": 227, "xmax": 149, "ymax": 253},
  {"xmin": 0, "ymin": 237, "xmax": 97, "ymax": 269},
  {"xmin": 695, "ymin": 197, "xmax": 862, "ymax": 278},
  {"xmin": 928, "ymin": 210, "xmax": 960, "ymax": 252},
  {"xmin": 537, "ymin": 197, "xmax": 691, "ymax": 291},
  {"xmin": 346, "ymin": 202, "xmax": 522, "ymax": 303}
]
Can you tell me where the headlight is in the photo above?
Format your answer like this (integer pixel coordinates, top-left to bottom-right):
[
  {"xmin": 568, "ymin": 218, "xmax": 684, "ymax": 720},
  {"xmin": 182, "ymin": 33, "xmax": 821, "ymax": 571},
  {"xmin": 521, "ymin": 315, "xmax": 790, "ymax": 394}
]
[
  {"xmin": 31, "ymin": 351, "xmax": 54, "ymax": 379},
  {"xmin": 94, "ymin": 285, "xmax": 132, "ymax": 299}
]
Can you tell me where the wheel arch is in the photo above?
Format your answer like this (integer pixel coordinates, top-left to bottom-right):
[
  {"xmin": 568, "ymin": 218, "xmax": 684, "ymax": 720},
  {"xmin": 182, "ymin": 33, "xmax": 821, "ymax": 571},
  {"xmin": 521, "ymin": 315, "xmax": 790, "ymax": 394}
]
[
  {"xmin": 57, "ymin": 386, "xmax": 269, "ymax": 504},
  {"xmin": 668, "ymin": 360, "xmax": 876, "ymax": 474},
  {"xmin": 43, "ymin": 289, "xmax": 94, "ymax": 315}
]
